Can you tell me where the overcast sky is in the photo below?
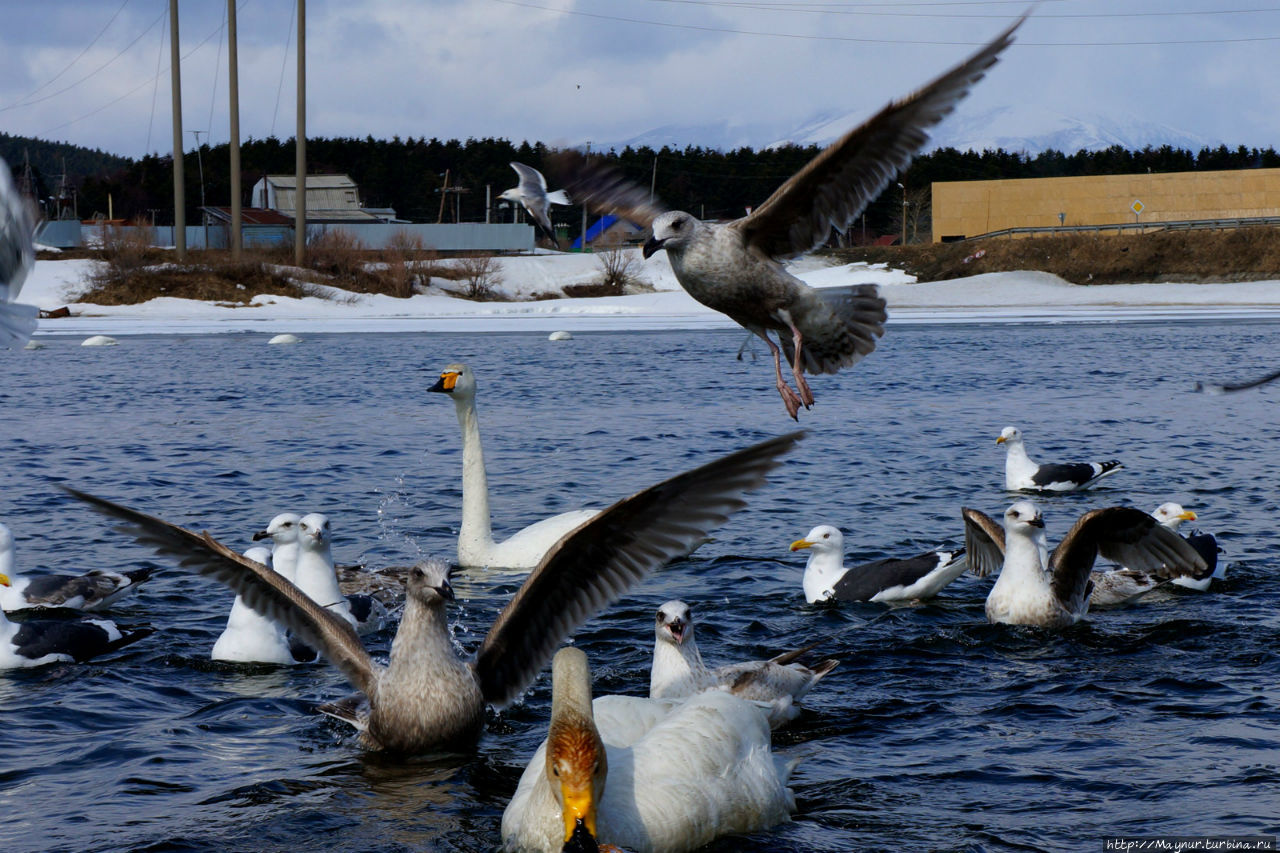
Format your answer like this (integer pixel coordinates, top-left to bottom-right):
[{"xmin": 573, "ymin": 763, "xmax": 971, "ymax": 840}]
[{"xmin": 2, "ymin": 0, "xmax": 1278, "ymax": 160}]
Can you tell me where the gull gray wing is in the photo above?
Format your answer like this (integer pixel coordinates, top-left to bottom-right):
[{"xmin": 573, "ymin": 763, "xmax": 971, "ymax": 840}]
[
  {"xmin": 962, "ymin": 507, "xmax": 1006, "ymax": 578},
  {"xmin": 473, "ymin": 431, "xmax": 804, "ymax": 707},
  {"xmin": 1050, "ymin": 507, "xmax": 1210, "ymax": 610},
  {"xmin": 510, "ymin": 161, "xmax": 549, "ymax": 194},
  {"xmin": 734, "ymin": 15, "xmax": 1023, "ymax": 262},
  {"xmin": 59, "ymin": 486, "xmax": 380, "ymax": 696},
  {"xmin": 549, "ymin": 150, "xmax": 666, "ymax": 229}
]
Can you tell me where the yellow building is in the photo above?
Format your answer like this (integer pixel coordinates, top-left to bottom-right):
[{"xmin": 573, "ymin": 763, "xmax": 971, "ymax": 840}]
[{"xmin": 931, "ymin": 167, "xmax": 1280, "ymax": 242}]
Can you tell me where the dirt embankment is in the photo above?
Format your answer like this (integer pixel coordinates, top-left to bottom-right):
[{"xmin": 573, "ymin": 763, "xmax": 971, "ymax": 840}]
[{"xmin": 828, "ymin": 227, "xmax": 1280, "ymax": 285}]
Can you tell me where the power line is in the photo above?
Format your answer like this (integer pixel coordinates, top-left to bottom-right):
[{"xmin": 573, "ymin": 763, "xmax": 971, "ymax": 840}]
[
  {"xmin": 12, "ymin": 0, "xmax": 133, "ymax": 104},
  {"xmin": 41, "ymin": 3, "xmax": 243, "ymax": 138},
  {"xmin": 646, "ymin": 0, "xmax": 1280, "ymax": 18},
  {"xmin": 271, "ymin": 0, "xmax": 297, "ymax": 138},
  {"xmin": 145, "ymin": 0, "xmax": 166, "ymax": 155},
  {"xmin": 494, "ymin": 0, "xmax": 1280, "ymax": 44},
  {"xmin": 0, "ymin": 4, "xmax": 167, "ymax": 114}
]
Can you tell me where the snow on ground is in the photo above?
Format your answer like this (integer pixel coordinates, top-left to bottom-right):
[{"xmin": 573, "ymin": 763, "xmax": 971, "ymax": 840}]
[{"xmin": 16, "ymin": 250, "xmax": 1280, "ymax": 337}]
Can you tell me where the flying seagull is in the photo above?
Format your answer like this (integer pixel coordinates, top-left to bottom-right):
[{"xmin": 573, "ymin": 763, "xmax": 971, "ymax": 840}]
[
  {"xmin": 552, "ymin": 16, "xmax": 1024, "ymax": 419},
  {"xmin": 60, "ymin": 431, "xmax": 802, "ymax": 754},
  {"xmin": 962, "ymin": 501, "xmax": 1210, "ymax": 627},
  {"xmin": 789, "ymin": 524, "xmax": 967, "ymax": 604},
  {"xmin": 0, "ymin": 156, "xmax": 37, "ymax": 348},
  {"xmin": 997, "ymin": 425, "xmax": 1123, "ymax": 492},
  {"xmin": 649, "ymin": 599, "xmax": 837, "ymax": 727},
  {"xmin": 498, "ymin": 162, "xmax": 571, "ymax": 247}
]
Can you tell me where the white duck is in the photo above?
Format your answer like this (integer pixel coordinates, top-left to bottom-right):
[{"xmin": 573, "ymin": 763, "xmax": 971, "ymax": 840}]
[
  {"xmin": 429, "ymin": 363, "xmax": 599, "ymax": 569},
  {"xmin": 502, "ymin": 646, "xmax": 797, "ymax": 853},
  {"xmin": 649, "ymin": 600, "xmax": 836, "ymax": 726}
]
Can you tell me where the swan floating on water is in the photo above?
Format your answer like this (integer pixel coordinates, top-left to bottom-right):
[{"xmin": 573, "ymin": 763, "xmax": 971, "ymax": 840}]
[
  {"xmin": 502, "ymin": 646, "xmax": 798, "ymax": 853},
  {"xmin": 429, "ymin": 362, "xmax": 600, "ymax": 569}
]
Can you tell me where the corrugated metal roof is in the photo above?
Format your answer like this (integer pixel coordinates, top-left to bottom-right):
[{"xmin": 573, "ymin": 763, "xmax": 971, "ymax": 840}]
[{"xmin": 263, "ymin": 174, "xmax": 358, "ymax": 190}]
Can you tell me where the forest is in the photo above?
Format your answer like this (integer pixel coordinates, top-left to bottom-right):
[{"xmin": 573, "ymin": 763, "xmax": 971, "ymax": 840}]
[{"xmin": 5, "ymin": 130, "xmax": 1279, "ymax": 244}]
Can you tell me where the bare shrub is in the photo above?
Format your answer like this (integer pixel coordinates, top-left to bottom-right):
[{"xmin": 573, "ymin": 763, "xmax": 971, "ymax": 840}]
[
  {"xmin": 79, "ymin": 254, "xmax": 304, "ymax": 305},
  {"xmin": 307, "ymin": 228, "xmax": 367, "ymax": 279},
  {"xmin": 593, "ymin": 244, "xmax": 642, "ymax": 295},
  {"xmin": 374, "ymin": 229, "xmax": 441, "ymax": 298},
  {"xmin": 455, "ymin": 253, "xmax": 504, "ymax": 300}
]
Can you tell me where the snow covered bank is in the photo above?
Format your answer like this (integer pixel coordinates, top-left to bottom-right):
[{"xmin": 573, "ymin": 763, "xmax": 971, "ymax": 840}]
[{"xmin": 18, "ymin": 252, "xmax": 1280, "ymax": 337}]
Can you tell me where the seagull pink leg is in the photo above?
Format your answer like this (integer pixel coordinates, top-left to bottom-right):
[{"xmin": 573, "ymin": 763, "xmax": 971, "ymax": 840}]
[
  {"xmin": 756, "ymin": 330, "xmax": 803, "ymax": 420},
  {"xmin": 786, "ymin": 321, "xmax": 815, "ymax": 408}
]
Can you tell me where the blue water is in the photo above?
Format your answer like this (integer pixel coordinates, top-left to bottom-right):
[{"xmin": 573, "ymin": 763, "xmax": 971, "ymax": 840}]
[{"xmin": 2, "ymin": 321, "xmax": 1279, "ymax": 852}]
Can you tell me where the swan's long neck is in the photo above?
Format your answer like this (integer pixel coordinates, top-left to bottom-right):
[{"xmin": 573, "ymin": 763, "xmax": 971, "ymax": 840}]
[{"xmin": 454, "ymin": 394, "xmax": 495, "ymax": 550}]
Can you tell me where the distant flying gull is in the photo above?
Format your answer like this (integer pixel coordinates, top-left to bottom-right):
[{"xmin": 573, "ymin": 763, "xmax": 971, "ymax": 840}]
[
  {"xmin": 0, "ymin": 522, "xmax": 153, "ymax": 612},
  {"xmin": 61, "ymin": 432, "xmax": 801, "ymax": 754},
  {"xmin": 429, "ymin": 363, "xmax": 600, "ymax": 569},
  {"xmin": 963, "ymin": 501, "xmax": 1210, "ymax": 627},
  {"xmin": 0, "ymin": 156, "xmax": 37, "ymax": 348},
  {"xmin": 498, "ymin": 162, "xmax": 571, "ymax": 247},
  {"xmin": 788, "ymin": 524, "xmax": 967, "ymax": 604},
  {"xmin": 649, "ymin": 600, "xmax": 837, "ymax": 727},
  {"xmin": 502, "ymin": 646, "xmax": 798, "ymax": 853},
  {"xmin": 552, "ymin": 16, "xmax": 1023, "ymax": 419},
  {"xmin": 1194, "ymin": 367, "xmax": 1280, "ymax": 394},
  {"xmin": 997, "ymin": 425, "xmax": 1123, "ymax": 492},
  {"xmin": 0, "ymin": 572, "xmax": 152, "ymax": 669},
  {"xmin": 1089, "ymin": 502, "xmax": 1225, "ymax": 605}
]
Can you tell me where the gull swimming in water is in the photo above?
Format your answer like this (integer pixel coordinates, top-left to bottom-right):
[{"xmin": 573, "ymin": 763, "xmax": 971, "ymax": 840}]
[
  {"xmin": 502, "ymin": 646, "xmax": 798, "ymax": 853},
  {"xmin": 788, "ymin": 524, "xmax": 967, "ymax": 604},
  {"xmin": 997, "ymin": 426, "xmax": 1123, "ymax": 492},
  {"xmin": 963, "ymin": 501, "xmax": 1210, "ymax": 627},
  {"xmin": 211, "ymin": 546, "xmax": 306, "ymax": 665},
  {"xmin": 552, "ymin": 16, "xmax": 1024, "ymax": 419},
  {"xmin": 429, "ymin": 362, "xmax": 600, "ymax": 569},
  {"xmin": 0, "ymin": 572, "xmax": 152, "ymax": 668},
  {"xmin": 649, "ymin": 600, "xmax": 837, "ymax": 727},
  {"xmin": 498, "ymin": 162, "xmax": 571, "ymax": 247},
  {"xmin": 61, "ymin": 431, "xmax": 802, "ymax": 754},
  {"xmin": 0, "ymin": 156, "xmax": 37, "ymax": 348},
  {"xmin": 0, "ymin": 522, "xmax": 154, "ymax": 612},
  {"xmin": 1088, "ymin": 503, "xmax": 1225, "ymax": 605}
]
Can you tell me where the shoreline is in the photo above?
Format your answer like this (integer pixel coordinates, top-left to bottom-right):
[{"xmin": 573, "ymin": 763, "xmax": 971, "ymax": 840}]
[{"xmin": 17, "ymin": 255, "xmax": 1280, "ymax": 337}]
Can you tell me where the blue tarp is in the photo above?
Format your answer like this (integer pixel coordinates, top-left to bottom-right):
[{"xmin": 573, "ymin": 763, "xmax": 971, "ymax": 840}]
[{"xmin": 571, "ymin": 214, "xmax": 620, "ymax": 250}]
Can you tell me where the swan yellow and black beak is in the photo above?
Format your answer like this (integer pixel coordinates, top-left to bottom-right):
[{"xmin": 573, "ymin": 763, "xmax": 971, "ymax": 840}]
[{"xmin": 429, "ymin": 370, "xmax": 460, "ymax": 393}]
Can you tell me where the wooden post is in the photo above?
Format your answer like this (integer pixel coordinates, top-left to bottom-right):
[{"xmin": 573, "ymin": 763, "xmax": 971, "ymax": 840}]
[
  {"xmin": 294, "ymin": 0, "xmax": 306, "ymax": 266},
  {"xmin": 169, "ymin": 0, "xmax": 185, "ymax": 259},
  {"xmin": 228, "ymin": 0, "xmax": 242, "ymax": 259}
]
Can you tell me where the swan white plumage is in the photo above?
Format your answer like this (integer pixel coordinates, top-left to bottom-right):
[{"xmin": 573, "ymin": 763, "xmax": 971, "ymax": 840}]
[
  {"xmin": 429, "ymin": 363, "xmax": 599, "ymax": 569},
  {"xmin": 502, "ymin": 646, "xmax": 797, "ymax": 853}
]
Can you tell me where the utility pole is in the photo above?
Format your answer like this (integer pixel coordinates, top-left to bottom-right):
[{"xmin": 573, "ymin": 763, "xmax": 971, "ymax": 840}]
[
  {"xmin": 897, "ymin": 182, "xmax": 907, "ymax": 246},
  {"xmin": 227, "ymin": 0, "xmax": 242, "ymax": 259},
  {"xmin": 581, "ymin": 142, "xmax": 590, "ymax": 251},
  {"xmin": 169, "ymin": 0, "xmax": 186, "ymax": 259},
  {"xmin": 294, "ymin": 0, "xmax": 306, "ymax": 266},
  {"xmin": 437, "ymin": 170, "xmax": 449, "ymax": 224}
]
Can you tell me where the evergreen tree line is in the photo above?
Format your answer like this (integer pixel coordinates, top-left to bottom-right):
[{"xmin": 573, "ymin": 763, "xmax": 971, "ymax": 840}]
[{"xmin": 6, "ymin": 131, "xmax": 1279, "ymax": 241}]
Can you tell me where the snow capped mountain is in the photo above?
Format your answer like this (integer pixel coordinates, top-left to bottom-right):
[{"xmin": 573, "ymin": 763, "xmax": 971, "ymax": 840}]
[{"xmin": 602, "ymin": 106, "xmax": 1224, "ymax": 156}]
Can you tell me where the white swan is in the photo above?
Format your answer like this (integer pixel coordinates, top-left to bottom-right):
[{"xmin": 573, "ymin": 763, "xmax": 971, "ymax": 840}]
[
  {"xmin": 502, "ymin": 646, "xmax": 797, "ymax": 853},
  {"xmin": 429, "ymin": 363, "xmax": 599, "ymax": 569}
]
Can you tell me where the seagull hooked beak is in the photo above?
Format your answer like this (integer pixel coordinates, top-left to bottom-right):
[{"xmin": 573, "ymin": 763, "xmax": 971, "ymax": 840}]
[
  {"xmin": 665, "ymin": 617, "xmax": 688, "ymax": 644},
  {"xmin": 435, "ymin": 579, "xmax": 455, "ymax": 602},
  {"xmin": 641, "ymin": 235, "xmax": 666, "ymax": 259},
  {"xmin": 995, "ymin": 435, "xmax": 1007, "ymax": 445},
  {"xmin": 429, "ymin": 371, "xmax": 460, "ymax": 393},
  {"xmin": 1179, "ymin": 510, "xmax": 1198, "ymax": 522},
  {"xmin": 789, "ymin": 538, "xmax": 816, "ymax": 552},
  {"xmin": 251, "ymin": 528, "xmax": 271, "ymax": 541},
  {"xmin": 0, "ymin": 572, "xmax": 8, "ymax": 587},
  {"xmin": 1027, "ymin": 516, "xmax": 1045, "ymax": 528}
]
